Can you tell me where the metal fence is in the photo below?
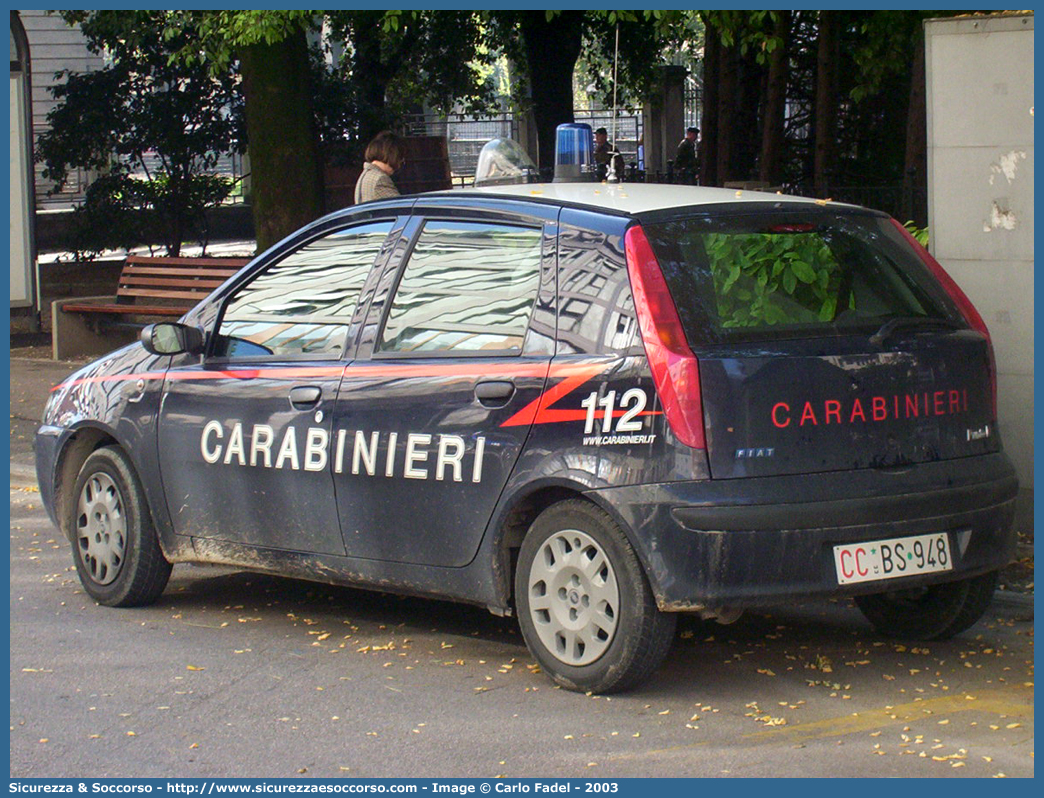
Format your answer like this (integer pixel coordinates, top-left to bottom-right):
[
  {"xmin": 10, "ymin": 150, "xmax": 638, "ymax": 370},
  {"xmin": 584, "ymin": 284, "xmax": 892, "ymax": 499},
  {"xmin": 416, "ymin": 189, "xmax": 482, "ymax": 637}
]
[
  {"xmin": 683, "ymin": 73, "xmax": 701, "ymax": 132},
  {"xmin": 403, "ymin": 112, "xmax": 517, "ymax": 183},
  {"xmin": 127, "ymin": 151, "xmax": 248, "ymax": 199},
  {"xmin": 402, "ymin": 109, "xmax": 645, "ymax": 183},
  {"xmin": 781, "ymin": 184, "xmax": 928, "ymax": 222},
  {"xmin": 39, "ymin": 104, "xmax": 919, "ymax": 223},
  {"xmin": 573, "ymin": 109, "xmax": 643, "ymax": 168},
  {"xmin": 34, "ymin": 165, "xmax": 92, "ymax": 209},
  {"xmin": 36, "ymin": 151, "xmax": 249, "ymax": 210},
  {"xmin": 635, "ymin": 170, "xmax": 925, "ymax": 222}
]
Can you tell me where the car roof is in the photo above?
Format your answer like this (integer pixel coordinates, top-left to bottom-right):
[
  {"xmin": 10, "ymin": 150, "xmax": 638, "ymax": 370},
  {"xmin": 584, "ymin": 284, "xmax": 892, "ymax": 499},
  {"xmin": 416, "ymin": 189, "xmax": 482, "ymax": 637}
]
[{"xmin": 457, "ymin": 182, "xmax": 850, "ymax": 215}]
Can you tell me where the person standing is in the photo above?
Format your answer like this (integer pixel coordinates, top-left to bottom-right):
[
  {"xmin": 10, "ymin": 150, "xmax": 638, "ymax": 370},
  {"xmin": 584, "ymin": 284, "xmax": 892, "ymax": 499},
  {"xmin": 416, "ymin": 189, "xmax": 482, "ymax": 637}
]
[
  {"xmin": 354, "ymin": 131, "xmax": 406, "ymax": 203},
  {"xmin": 675, "ymin": 126, "xmax": 699, "ymax": 180},
  {"xmin": 593, "ymin": 127, "xmax": 622, "ymax": 181}
]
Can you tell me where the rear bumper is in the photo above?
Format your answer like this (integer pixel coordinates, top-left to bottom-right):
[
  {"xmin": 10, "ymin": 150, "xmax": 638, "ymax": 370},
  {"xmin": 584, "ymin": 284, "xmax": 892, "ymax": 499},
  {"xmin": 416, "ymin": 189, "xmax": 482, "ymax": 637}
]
[{"xmin": 588, "ymin": 453, "xmax": 1018, "ymax": 610}]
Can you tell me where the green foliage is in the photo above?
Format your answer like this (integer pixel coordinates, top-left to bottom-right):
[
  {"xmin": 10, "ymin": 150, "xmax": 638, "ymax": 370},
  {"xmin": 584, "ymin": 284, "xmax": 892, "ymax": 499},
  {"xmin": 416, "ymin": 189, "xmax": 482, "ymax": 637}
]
[
  {"xmin": 705, "ymin": 233, "xmax": 844, "ymax": 328},
  {"xmin": 316, "ymin": 11, "xmax": 499, "ymax": 157},
  {"xmin": 704, "ymin": 10, "xmax": 786, "ymax": 64},
  {"xmin": 39, "ymin": 11, "xmax": 242, "ymax": 257},
  {"xmin": 576, "ymin": 11, "xmax": 703, "ymax": 110},
  {"xmin": 485, "ymin": 11, "xmax": 702, "ymax": 120},
  {"xmin": 848, "ymin": 11, "xmax": 929, "ymax": 102},
  {"xmin": 65, "ymin": 173, "xmax": 233, "ymax": 260},
  {"xmin": 160, "ymin": 10, "xmax": 318, "ymax": 71},
  {"xmin": 163, "ymin": 10, "xmax": 499, "ymax": 159},
  {"xmin": 903, "ymin": 221, "xmax": 929, "ymax": 247}
]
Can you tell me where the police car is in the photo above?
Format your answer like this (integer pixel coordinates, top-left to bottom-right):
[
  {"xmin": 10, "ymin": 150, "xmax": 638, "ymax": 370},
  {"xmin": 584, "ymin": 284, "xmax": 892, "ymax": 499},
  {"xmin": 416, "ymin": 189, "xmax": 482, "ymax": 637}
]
[{"xmin": 36, "ymin": 136, "xmax": 1017, "ymax": 693}]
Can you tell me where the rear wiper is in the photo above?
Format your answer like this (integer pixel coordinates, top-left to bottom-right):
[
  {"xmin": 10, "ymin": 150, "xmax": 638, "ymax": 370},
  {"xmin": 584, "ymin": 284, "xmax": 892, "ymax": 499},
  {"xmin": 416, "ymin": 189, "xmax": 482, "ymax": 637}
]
[{"xmin": 870, "ymin": 316, "xmax": 962, "ymax": 347}]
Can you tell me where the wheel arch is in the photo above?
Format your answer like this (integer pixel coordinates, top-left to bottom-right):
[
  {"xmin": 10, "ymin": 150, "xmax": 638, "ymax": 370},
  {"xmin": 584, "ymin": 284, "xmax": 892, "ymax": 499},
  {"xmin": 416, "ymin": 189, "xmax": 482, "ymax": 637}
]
[
  {"xmin": 52, "ymin": 423, "xmax": 124, "ymax": 543},
  {"xmin": 489, "ymin": 480, "xmax": 643, "ymax": 611}
]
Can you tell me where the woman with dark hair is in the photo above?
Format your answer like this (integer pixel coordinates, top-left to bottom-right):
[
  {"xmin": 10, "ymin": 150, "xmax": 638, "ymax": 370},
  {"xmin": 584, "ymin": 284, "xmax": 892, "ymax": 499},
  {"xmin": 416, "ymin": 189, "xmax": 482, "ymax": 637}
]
[{"xmin": 354, "ymin": 130, "xmax": 406, "ymax": 203}]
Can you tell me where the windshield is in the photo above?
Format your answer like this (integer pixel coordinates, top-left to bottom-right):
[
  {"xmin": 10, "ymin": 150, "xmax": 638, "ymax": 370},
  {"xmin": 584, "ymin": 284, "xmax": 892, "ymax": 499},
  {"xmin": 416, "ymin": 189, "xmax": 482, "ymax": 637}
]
[{"xmin": 642, "ymin": 209, "xmax": 962, "ymax": 344}]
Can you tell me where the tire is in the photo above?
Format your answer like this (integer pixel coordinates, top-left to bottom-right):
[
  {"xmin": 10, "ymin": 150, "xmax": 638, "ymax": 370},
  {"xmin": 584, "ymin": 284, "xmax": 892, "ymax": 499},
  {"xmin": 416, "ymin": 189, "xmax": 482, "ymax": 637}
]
[
  {"xmin": 515, "ymin": 499, "xmax": 676, "ymax": 694},
  {"xmin": 854, "ymin": 571, "xmax": 999, "ymax": 640},
  {"xmin": 70, "ymin": 445, "xmax": 172, "ymax": 607}
]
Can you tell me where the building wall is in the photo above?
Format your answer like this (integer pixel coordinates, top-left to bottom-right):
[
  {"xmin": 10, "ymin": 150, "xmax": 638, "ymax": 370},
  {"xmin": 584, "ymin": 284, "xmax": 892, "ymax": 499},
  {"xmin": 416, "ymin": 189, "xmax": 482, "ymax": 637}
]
[
  {"xmin": 11, "ymin": 12, "xmax": 34, "ymax": 309},
  {"xmin": 925, "ymin": 13, "xmax": 1034, "ymax": 525},
  {"xmin": 18, "ymin": 9, "xmax": 103, "ymax": 202}
]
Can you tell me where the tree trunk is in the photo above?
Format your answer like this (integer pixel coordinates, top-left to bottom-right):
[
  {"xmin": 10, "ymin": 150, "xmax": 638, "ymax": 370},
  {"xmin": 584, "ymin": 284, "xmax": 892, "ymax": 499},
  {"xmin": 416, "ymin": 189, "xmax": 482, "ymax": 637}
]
[
  {"xmin": 734, "ymin": 46, "xmax": 765, "ymax": 181},
  {"xmin": 813, "ymin": 11, "xmax": 840, "ymax": 197},
  {"xmin": 716, "ymin": 41, "xmax": 738, "ymax": 184},
  {"xmin": 759, "ymin": 11, "xmax": 790, "ymax": 185},
  {"xmin": 350, "ymin": 11, "xmax": 394, "ymax": 146},
  {"xmin": 699, "ymin": 21, "xmax": 720, "ymax": 187},
  {"xmin": 519, "ymin": 11, "xmax": 585, "ymax": 172},
  {"xmin": 902, "ymin": 24, "xmax": 928, "ymax": 226},
  {"xmin": 239, "ymin": 27, "xmax": 324, "ymax": 252}
]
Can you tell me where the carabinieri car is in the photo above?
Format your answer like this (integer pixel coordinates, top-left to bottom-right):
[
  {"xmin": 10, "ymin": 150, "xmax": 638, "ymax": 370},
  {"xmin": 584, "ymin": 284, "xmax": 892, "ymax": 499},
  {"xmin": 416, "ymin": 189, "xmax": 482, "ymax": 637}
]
[{"xmin": 36, "ymin": 181, "xmax": 1017, "ymax": 693}]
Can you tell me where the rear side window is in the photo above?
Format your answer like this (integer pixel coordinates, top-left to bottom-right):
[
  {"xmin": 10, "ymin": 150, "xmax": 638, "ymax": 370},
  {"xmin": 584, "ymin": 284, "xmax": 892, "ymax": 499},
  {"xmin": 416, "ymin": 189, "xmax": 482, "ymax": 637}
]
[
  {"xmin": 643, "ymin": 211, "xmax": 959, "ymax": 343},
  {"xmin": 378, "ymin": 220, "xmax": 542, "ymax": 355},
  {"xmin": 215, "ymin": 221, "xmax": 393, "ymax": 359}
]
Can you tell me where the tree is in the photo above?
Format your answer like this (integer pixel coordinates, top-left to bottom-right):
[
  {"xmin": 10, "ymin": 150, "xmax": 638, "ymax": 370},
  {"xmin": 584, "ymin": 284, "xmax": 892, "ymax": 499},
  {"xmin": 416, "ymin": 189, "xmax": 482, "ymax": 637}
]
[
  {"xmin": 695, "ymin": 9, "xmax": 941, "ymax": 223},
  {"xmin": 164, "ymin": 10, "xmax": 498, "ymax": 251},
  {"xmin": 699, "ymin": 17, "xmax": 721, "ymax": 186},
  {"xmin": 850, "ymin": 11, "xmax": 937, "ymax": 224},
  {"xmin": 701, "ymin": 12, "xmax": 792, "ymax": 186},
  {"xmin": 238, "ymin": 28, "xmax": 324, "ymax": 252},
  {"xmin": 162, "ymin": 11, "xmax": 323, "ymax": 253},
  {"xmin": 813, "ymin": 11, "xmax": 842, "ymax": 197},
  {"xmin": 485, "ymin": 11, "xmax": 586, "ymax": 172},
  {"xmin": 37, "ymin": 11, "xmax": 241, "ymax": 257},
  {"xmin": 322, "ymin": 10, "xmax": 497, "ymax": 155},
  {"xmin": 759, "ymin": 11, "xmax": 790, "ymax": 185},
  {"xmin": 489, "ymin": 10, "xmax": 696, "ymax": 172}
]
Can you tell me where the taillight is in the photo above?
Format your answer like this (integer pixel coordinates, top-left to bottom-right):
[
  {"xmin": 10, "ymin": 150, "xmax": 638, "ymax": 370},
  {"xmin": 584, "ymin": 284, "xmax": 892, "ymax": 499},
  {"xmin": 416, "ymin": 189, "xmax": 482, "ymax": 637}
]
[
  {"xmin": 624, "ymin": 225, "xmax": 706, "ymax": 449},
  {"xmin": 890, "ymin": 218, "xmax": 997, "ymax": 418}
]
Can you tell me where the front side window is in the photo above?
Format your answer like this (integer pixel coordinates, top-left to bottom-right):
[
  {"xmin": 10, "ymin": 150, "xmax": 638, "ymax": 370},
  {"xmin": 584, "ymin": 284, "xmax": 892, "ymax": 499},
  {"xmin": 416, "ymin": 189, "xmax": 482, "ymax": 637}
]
[
  {"xmin": 378, "ymin": 220, "xmax": 543, "ymax": 355},
  {"xmin": 215, "ymin": 221, "xmax": 393, "ymax": 359}
]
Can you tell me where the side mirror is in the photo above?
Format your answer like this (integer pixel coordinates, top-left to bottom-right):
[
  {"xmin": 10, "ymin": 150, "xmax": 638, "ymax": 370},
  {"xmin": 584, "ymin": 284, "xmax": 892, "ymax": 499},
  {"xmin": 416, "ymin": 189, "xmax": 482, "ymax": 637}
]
[{"xmin": 140, "ymin": 322, "xmax": 205, "ymax": 356}]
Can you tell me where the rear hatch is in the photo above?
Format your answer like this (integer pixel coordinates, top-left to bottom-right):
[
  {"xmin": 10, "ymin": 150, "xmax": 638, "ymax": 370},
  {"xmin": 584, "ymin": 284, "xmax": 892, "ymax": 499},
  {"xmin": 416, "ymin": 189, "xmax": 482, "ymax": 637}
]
[{"xmin": 641, "ymin": 206, "xmax": 999, "ymax": 479}]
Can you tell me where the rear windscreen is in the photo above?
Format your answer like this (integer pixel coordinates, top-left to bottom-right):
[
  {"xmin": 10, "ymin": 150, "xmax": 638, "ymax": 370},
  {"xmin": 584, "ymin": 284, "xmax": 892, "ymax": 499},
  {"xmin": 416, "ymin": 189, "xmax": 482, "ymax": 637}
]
[{"xmin": 642, "ymin": 210, "xmax": 962, "ymax": 344}]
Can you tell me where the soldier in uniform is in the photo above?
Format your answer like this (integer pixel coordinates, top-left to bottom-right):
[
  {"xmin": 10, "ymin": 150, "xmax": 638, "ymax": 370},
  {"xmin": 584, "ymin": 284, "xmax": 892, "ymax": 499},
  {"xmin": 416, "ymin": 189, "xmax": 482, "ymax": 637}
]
[{"xmin": 675, "ymin": 126, "xmax": 699, "ymax": 182}]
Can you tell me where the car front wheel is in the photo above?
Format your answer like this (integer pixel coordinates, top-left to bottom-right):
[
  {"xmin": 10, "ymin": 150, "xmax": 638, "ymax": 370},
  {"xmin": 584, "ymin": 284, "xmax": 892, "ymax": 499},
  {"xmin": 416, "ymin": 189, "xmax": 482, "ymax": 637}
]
[
  {"xmin": 515, "ymin": 499, "xmax": 675, "ymax": 694},
  {"xmin": 854, "ymin": 571, "xmax": 999, "ymax": 640},
  {"xmin": 71, "ymin": 445, "xmax": 172, "ymax": 607}
]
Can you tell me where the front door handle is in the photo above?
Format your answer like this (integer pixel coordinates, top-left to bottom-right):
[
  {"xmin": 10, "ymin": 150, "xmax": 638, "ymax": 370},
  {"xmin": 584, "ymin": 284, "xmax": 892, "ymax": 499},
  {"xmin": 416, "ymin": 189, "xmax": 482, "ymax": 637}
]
[
  {"xmin": 475, "ymin": 380, "xmax": 516, "ymax": 406},
  {"xmin": 289, "ymin": 385, "xmax": 322, "ymax": 409}
]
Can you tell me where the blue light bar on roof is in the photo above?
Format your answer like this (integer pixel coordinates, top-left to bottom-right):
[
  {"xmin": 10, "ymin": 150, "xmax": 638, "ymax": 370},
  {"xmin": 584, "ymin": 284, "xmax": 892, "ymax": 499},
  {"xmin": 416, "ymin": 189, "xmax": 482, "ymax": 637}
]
[{"xmin": 553, "ymin": 123, "xmax": 597, "ymax": 183}]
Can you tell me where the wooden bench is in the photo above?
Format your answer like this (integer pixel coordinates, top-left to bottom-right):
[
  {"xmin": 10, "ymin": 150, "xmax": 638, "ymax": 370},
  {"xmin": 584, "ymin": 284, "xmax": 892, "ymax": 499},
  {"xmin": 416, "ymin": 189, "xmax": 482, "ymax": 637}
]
[{"xmin": 52, "ymin": 255, "xmax": 251, "ymax": 360}]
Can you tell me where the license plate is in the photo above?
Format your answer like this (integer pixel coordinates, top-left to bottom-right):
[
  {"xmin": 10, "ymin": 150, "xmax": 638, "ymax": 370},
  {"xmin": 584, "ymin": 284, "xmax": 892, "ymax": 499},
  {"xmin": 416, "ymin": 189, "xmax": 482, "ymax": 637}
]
[{"xmin": 834, "ymin": 532, "xmax": 953, "ymax": 585}]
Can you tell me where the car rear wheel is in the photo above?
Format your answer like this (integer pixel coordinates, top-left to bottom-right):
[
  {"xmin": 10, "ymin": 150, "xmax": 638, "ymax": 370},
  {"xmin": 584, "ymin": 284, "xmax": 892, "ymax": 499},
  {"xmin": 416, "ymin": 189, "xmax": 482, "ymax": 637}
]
[
  {"xmin": 854, "ymin": 571, "xmax": 998, "ymax": 640},
  {"xmin": 71, "ymin": 446, "xmax": 172, "ymax": 607},
  {"xmin": 515, "ymin": 499, "xmax": 675, "ymax": 694}
]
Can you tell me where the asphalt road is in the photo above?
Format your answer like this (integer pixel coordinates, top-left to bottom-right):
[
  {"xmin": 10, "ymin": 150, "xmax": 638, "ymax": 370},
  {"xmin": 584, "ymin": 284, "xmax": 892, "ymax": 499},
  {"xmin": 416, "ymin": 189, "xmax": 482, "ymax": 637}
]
[{"xmin": 10, "ymin": 484, "xmax": 1034, "ymax": 779}]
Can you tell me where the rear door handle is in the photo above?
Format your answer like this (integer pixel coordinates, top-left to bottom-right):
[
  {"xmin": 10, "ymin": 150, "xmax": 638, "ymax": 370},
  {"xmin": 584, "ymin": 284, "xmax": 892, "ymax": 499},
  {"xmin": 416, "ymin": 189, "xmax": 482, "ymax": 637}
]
[
  {"xmin": 289, "ymin": 385, "xmax": 322, "ymax": 409},
  {"xmin": 475, "ymin": 380, "xmax": 516, "ymax": 406}
]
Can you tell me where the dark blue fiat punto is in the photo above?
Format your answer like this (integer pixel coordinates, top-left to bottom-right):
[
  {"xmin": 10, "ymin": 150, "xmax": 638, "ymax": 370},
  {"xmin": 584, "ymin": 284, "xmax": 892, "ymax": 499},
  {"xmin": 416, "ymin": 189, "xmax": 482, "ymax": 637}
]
[{"xmin": 36, "ymin": 178, "xmax": 1017, "ymax": 693}]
